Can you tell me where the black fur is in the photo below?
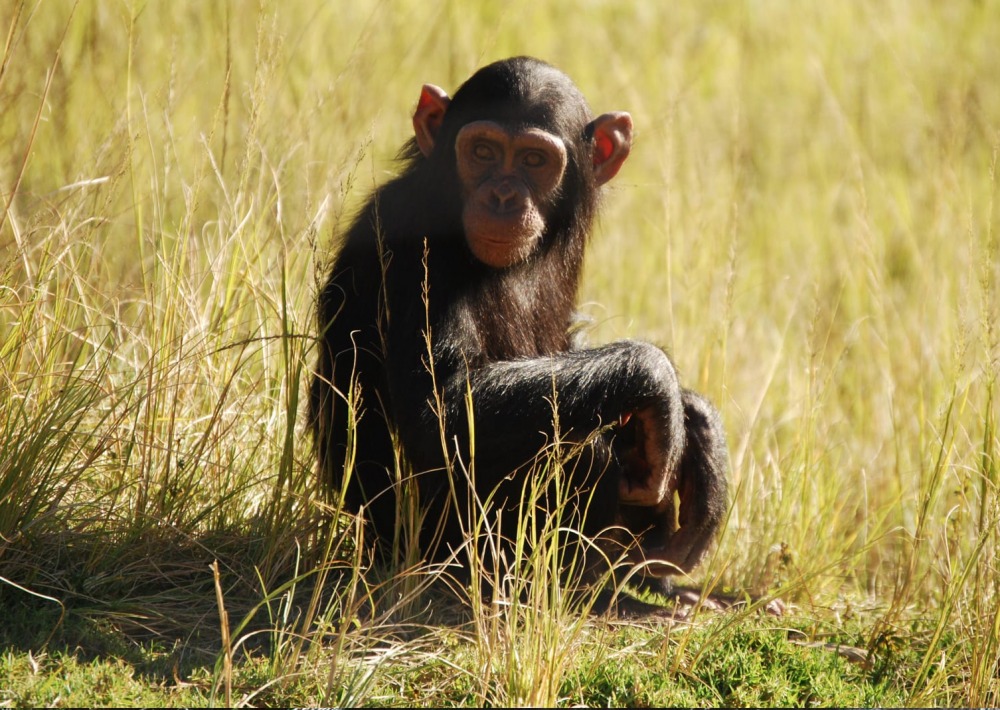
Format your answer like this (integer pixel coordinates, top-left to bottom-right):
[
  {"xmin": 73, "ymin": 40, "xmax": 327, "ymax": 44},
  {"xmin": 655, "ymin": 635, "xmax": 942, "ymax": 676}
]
[{"xmin": 310, "ymin": 57, "xmax": 728, "ymax": 585}]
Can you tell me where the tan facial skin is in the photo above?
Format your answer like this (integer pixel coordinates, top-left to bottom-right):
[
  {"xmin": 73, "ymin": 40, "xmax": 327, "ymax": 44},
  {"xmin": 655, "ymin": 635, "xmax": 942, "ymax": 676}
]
[{"xmin": 455, "ymin": 121, "xmax": 568, "ymax": 267}]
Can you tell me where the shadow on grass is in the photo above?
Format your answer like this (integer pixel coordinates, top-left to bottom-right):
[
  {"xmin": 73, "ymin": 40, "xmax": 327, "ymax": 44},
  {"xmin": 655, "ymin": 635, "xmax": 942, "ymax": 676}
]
[{"xmin": 0, "ymin": 518, "xmax": 363, "ymax": 681}]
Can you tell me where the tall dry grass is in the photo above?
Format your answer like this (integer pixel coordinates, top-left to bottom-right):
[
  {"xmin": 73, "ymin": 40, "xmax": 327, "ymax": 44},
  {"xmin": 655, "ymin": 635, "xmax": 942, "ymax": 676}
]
[{"xmin": 2, "ymin": 0, "xmax": 999, "ymax": 705}]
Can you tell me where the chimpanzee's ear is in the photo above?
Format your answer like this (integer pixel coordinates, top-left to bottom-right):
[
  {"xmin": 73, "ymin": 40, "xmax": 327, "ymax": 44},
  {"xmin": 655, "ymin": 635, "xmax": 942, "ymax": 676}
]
[
  {"xmin": 413, "ymin": 84, "xmax": 451, "ymax": 157},
  {"xmin": 589, "ymin": 112, "xmax": 633, "ymax": 185}
]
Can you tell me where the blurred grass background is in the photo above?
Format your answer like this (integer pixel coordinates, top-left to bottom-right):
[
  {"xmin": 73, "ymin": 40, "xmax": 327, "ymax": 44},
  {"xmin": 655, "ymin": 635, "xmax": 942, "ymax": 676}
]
[{"xmin": 2, "ymin": 0, "xmax": 999, "ymax": 706}]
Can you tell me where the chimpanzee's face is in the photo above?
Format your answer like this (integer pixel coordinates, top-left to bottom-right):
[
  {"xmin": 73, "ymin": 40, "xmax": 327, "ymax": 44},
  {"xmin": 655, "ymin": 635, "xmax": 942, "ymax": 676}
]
[
  {"xmin": 411, "ymin": 60, "xmax": 633, "ymax": 269},
  {"xmin": 454, "ymin": 120, "xmax": 568, "ymax": 268}
]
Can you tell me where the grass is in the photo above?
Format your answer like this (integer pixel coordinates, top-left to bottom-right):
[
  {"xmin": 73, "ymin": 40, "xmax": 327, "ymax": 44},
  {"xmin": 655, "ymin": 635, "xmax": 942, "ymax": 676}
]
[{"xmin": 2, "ymin": 0, "xmax": 999, "ymax": 706}]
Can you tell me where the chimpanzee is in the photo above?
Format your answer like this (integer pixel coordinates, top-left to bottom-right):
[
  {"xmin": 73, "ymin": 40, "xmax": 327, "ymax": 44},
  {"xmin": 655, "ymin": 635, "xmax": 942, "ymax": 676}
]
[{"xmin": 311, "ymin": 56, "xmax": 728, "ymax": 607}]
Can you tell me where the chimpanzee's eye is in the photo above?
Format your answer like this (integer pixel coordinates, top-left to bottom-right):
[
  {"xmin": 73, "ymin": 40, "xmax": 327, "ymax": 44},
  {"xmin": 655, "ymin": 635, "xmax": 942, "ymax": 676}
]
[
  {"xmin": 522, "ymin": 151, "xmax": 547, "ymax": 168},
  {"xmin": 473, "ymin": 143, "xmax": 496, "ymax": 161}
]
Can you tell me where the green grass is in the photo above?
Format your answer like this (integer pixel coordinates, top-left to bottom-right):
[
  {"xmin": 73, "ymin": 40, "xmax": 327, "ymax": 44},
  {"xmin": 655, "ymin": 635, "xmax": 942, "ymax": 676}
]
[{"xmin": 2, "ymin": 0, "xmax": 999, "ymax": 706}]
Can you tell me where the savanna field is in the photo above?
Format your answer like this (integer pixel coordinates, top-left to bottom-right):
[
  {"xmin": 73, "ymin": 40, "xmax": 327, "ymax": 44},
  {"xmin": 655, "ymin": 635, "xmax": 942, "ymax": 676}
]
[{"xmin": 2, "ymin": 1, "xmax": 999, "ymax": 706}]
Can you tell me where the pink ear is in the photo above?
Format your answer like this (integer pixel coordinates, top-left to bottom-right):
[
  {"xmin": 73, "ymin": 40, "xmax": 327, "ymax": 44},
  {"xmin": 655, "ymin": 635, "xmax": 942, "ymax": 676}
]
[
  {"xmin": 590, "ymin": 112, "xmax": 633, "ymax": 185},
  {"xmin": 412, "ymin": 84, "xmax": 451, "ymax": 157}
]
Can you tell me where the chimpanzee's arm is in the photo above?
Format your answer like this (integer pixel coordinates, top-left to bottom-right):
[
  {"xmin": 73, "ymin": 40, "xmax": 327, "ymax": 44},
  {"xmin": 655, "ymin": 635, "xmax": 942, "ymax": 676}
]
[{"xmin": 395, "ymin": 340, "xmax": 687, "ymax": 506}]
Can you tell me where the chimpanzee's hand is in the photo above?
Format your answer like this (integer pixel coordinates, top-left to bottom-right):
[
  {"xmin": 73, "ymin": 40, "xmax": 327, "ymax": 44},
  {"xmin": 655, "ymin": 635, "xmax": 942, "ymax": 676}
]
[{"xmin": 615, "ymin": 404, "xmax": 682, "ymax": 506}]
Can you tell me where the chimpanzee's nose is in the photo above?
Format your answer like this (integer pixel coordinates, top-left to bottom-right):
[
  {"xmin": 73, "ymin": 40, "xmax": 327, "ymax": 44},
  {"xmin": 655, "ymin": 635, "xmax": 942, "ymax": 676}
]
[{"xmin": 491, "ymin": 182, "xmax": 519, "ymax": 212}]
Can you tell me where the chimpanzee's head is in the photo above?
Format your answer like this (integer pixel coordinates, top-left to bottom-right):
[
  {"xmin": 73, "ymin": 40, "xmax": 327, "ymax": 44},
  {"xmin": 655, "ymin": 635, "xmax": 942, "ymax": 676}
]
[{"xmin": 412, "ymin": 57, "xmax": 632, "ymax": 268}]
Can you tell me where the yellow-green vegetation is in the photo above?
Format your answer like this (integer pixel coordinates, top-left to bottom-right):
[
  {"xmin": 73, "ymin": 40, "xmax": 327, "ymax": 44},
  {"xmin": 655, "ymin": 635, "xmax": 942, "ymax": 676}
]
[{"xmin": 2, "ymin": 0, "xmax": 998, "ymax": 706}]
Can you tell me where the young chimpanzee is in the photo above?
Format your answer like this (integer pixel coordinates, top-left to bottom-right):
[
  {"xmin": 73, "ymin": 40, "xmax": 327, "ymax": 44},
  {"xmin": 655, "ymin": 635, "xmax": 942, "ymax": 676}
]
[{"xmin": 311, "ymin": 56, "xmax": 728, "ymax": 608}]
